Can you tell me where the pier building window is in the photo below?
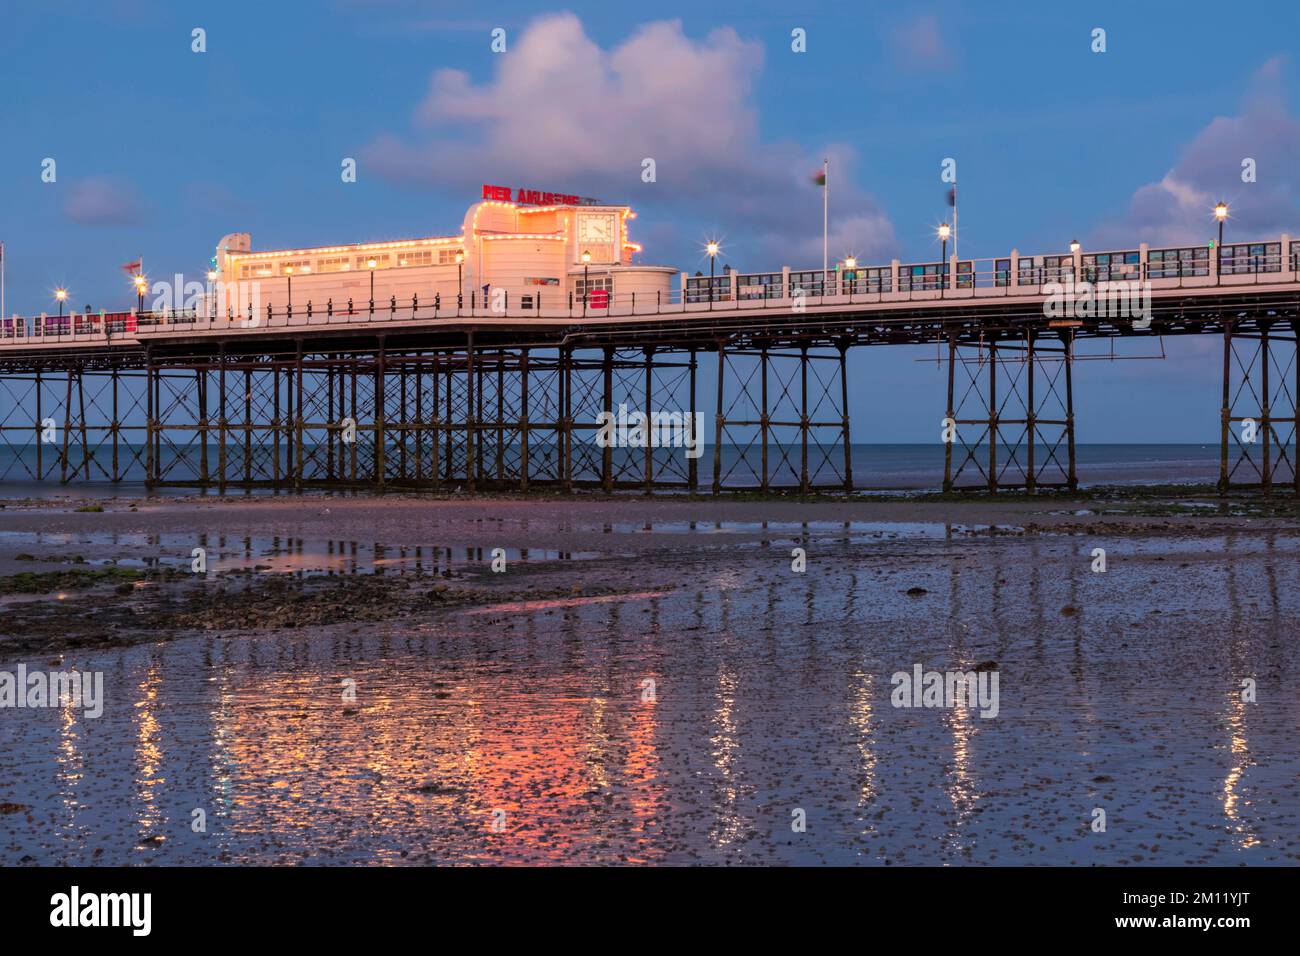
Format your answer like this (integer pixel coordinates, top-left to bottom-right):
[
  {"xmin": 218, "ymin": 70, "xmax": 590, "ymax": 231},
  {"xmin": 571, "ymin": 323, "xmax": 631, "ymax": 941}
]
[
  {"xmin": 898, "ymin": 263, "xmax": 943, "ymax": 292},
  {"xmin": 576, "ymin": 276, "xmax": 613, "ymax": 298},
  {"xmin": 1220, "ymin": 242, "xmax": 1280, "ymax": 275},
  {"xmin": 438, "ymin": 248, "xmax": 465, "ymax": 265},
  {"xmin": 1042, "ymin": 255, "xmax": 1074, "ymax": 282},
  {"xmin": 786, "ymin": 269, "xmax": 828, "ymax": 298},
  {"xmin": 397, "ymin": 251, "xmax": 434, "ymax": 267},
  {"xmin": 1082, "ymin": 251, "xmax": 1139, "ymax": 282},
  {"xmin": 356, "ymin": 254, "xmax": 391, "ymax": 270},
  {"xmin": 1148, "ymin": 247, "xmax": 1208, "ymax": 278},
  {"xmin": 318, "ymin": 257, "xmax": 351, "ymax": 273},
  {"xmin": 239, "ymin": 263, "xmax": 275, "ymax": 279},
  {"xmin": 737, "ymin": 273, "xmax": 784, "ymax": 299},
  {"xmin": 280, "ymin": 260, "xmax": 312, "ymax": 275},
  {"xmin": 841, "ymin": 266, "xmax": 890, "ymax": 294}
]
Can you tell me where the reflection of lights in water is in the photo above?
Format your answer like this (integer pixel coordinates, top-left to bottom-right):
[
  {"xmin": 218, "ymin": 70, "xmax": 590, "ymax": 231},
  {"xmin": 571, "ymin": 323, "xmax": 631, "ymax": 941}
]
[
  {"xmin": 583, "ymin": 696, "xmax": 612, "ymax": 791},
  {"xmin": 133, "ymin": 662, "xmax": 165, "ymax": 841},
  {"xmin": 58, "ymin": 689, "xmax": 85, "ymax": 839},
  {"xmin": 943, "ymin": 699, "xmax": 978, "ymax": 853},
  {"xmin": 625, "ymin": 672, "xmax": 662, "ymax": 850},
  {"xmin": 709, "ymin": 664, "xmax": 745, "ymax": 848},
  {"xmin": 848, "ymin": 671, "xmax": 877, "ymax": 821},
  {"xmin": 1222, "ymin": 693, "xmax": 1260, "ymax": 849}
]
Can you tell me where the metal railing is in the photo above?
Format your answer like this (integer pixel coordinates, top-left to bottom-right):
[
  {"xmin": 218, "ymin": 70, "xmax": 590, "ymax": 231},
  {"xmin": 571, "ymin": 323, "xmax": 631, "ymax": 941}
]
[{"xmin": 3, "ymin": 244, "xmax": 1297, "ymax": 348}]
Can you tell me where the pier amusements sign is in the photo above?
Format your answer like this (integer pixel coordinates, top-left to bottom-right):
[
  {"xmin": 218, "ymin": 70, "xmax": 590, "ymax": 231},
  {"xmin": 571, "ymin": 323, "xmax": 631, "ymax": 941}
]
[{"xmin": 482, "ymin": 184, "xmax": 603, "ymax": 206}]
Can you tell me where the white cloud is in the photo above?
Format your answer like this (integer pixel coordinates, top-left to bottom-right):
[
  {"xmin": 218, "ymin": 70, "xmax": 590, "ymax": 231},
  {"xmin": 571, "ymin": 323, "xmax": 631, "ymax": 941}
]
[
  {"xmin": 1093, "ymin": 57, "xmax": 1300, "ymax": 248},
  {"xmin": 363, "ymin": 13, "xmax": 897, "ymax": 266}
]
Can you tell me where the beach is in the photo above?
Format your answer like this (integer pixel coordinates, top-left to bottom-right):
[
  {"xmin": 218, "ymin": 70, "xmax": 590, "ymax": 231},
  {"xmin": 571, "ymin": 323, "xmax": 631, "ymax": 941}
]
[{"xmin": 1, "ymin": 490, "xmax": 1298, "ymax": 865}]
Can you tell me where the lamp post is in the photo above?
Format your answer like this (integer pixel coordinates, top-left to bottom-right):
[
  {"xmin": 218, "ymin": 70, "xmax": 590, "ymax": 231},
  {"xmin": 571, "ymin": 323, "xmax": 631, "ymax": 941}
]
[
  {"xmin": 207, "ymin": 271, "xmax": 218, "ymax": 319},
  {"xmin": 842, "ymin": 257, "xmax": 856, "ymax": 296},
  {"xmin": 1214, "ymin": 202, "xmax": 1228, "ymax": 283},
  {"xmin": 706, "ymin": 241, "xmax": 720, "ymax": 309},
  {"xmin": 284, "ymin": 265, "xmax": 293, "ymax": 313},
  {"xmin": 55, "ymin": 288, "xmax": 67, "ymax": 318},
  {"xmin": 581, "ymin": 250, "xmax": 591, "ymax": 317},
  {"xmin": 134, "ymin": 275, "xmax": 147, "ymax": 312},
  {"xmin": 455, "ymin": 251, "xmax": 464, "ymax": 315},
  {"xmin": 366, "ymin": 258, "xmax": 377, "ymax": 315},
  {"xmin": 938, "ymin": 224, "xmax": 950, "ymax": 296}
]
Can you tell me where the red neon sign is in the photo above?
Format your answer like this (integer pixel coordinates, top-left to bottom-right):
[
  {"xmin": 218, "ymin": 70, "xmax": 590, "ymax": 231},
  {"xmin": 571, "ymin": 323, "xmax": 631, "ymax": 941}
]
[{"xmin": 481, "ymin": 184, "xmax": 599, "ymax": 206}]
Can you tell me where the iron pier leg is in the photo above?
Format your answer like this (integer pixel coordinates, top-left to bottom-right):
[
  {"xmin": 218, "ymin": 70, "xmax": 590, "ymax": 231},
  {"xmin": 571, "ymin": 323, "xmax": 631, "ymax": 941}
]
[
  {"xmin": 602, "ymin": 347, "xmax": 613, "ymax": 492},
  {"xmin": 1219, "ymin": 322, "xmax": 1233, "ymax": 495},
  {"xmin": 519, "ymin": 349, "xmax": 530, "ymax": 492},
  {"xmin": 943, "ymin": 332, "xmax": 956, "ymax": 493},
  {"xmin": 712, "ymin": 343, "xmax": 725, "ymax": 494},
  {"xmin": 839, "ymin": 342, "xmax": 852, "ymax": 492}
]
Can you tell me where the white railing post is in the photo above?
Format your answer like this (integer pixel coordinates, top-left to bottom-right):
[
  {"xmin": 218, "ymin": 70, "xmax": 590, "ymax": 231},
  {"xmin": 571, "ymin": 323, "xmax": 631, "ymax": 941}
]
[
  {"xmin": 1010, "ymin": 248, "xmax": 1019, "ymax": 291},
  {"xmin": 781, "ymin": 266, "xmax": 791, "ymax": 301},
  {"xmin": 728, "ymin": 270, "xmax": 738, "ymax": 303},
  {"xmin": 679, "ymin": 271, "xmax": 689, "ymax": 309},
  {"xmin": 1281, "ymin": 234, "xmax": 1293, "ymax": 281},
  {"xmin": 949, "ymin": 254, "xmax": 958, "ymax": 291},
  {"xmin": 890, "ymin": 258, "xmax": 901, "ymax": 294},
  {"xmin": 1139, "ymin": 243, "xmax": 1149, "ymax": 282}
]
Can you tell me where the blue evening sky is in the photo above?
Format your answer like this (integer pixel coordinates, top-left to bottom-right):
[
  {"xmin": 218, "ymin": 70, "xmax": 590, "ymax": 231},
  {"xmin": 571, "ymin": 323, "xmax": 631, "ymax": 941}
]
[{"xmin": 1, "ymin": 0, "xmax": 1296, "ymax": 440}]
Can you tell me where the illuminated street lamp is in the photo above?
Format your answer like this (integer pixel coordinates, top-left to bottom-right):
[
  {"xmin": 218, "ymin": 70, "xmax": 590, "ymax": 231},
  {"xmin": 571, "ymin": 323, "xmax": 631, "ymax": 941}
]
[
  {"xmin": 54, "ymin": 288, "xmax": 67, "ymax": 318},
  {"xmin": 1069, "ymin": 239, "xmax": 1081, "ymax": 253},
  {"xmin": 581, "ymin": 250, "xmax": 592, "ymax": 317},
  {"xmin": 134, "ymin": 275, "xmax": 147, "ymax": 312},
  {"xmin": 455, "ymin": 251, "xmax": 464, "ymax": 314},
  {"xmin": 706, "ymin": 241, "xmax": 720, "ymax": 309},
  {"xmin": 938, "ymin": 224, "xmax": 951, "ymax": 295},
  {"xmin": 842, "ymin": 257, "xmax": 857, "ymax": 295},
  {"xmin": 1214, "ymin": 202, "xmax": 1229, "ymax": 283},
  {"xmin": 284, "ymin": 265, "xmax": 294, "ymax": 313},
  {"xmin": 206, "ymin": 271, "xmax": 219, "ymax": 319}
]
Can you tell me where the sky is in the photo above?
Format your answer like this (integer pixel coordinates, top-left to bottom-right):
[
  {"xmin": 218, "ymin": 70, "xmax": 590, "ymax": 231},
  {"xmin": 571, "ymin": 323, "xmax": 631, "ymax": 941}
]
[{"xmin": 1, "ymin": 0, "xmax": 1298, "ymax": 441}]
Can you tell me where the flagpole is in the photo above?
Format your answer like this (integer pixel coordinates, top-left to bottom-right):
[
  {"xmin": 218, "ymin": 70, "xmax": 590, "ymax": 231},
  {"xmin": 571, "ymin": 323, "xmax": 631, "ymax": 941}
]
[
  {"xmin": 1, "ymin": 241, "xmax": 6, "ymax": 324},
  {"xmin": 952, "ymin": 182, "xmax": 958, "ymax": 261},
  {"xmin": 822, "ymin": 157, "xmax": 829, "ymax": 289}
]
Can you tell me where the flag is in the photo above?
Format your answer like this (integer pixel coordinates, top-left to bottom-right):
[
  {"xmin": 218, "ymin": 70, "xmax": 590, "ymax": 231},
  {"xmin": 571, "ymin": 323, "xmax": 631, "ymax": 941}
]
[
  {"xmin": 946, "ymin": 186, "xmax": 956, "ymax": 206},
  {"xmin": 812, "ymin": 168, "xmax": 826, "ymax": 186},
  {"xmin": 122, "ymin": 260, "xmax": 142, "ymax": 275}
]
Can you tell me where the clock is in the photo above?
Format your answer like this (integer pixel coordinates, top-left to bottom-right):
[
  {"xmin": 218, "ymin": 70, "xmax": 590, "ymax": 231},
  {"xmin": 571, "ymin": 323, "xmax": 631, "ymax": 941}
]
[{"xmin": 578, "ymin": 213, "xmax": 616, "ymax": 244}]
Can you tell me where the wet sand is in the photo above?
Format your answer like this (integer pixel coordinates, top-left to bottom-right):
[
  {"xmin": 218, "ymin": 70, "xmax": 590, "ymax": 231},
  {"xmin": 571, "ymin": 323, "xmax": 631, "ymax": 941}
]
[{"xmin": 1, "ymin": 491, "xmax": 1298, "ymax": 865}]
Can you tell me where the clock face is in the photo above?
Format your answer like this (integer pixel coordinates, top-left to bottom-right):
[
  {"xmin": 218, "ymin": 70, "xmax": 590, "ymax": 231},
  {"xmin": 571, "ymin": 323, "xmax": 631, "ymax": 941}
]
[{"xmin": 579, "ymin": 214, "xmax": 615, "ymax": 244}]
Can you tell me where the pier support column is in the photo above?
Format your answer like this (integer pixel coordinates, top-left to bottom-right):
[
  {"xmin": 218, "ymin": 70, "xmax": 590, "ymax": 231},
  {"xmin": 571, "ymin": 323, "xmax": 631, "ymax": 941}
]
[
  {"xmin": 519, "ymin": 349, "xmax": 530, "ymax": 492},
  {"xmin": 712, "ymin": 342, "xmax": 725, "ymax": 494},
  {"xmin": 644, "ymin": 347, "xmax": 654, "ymax": 494},
  {"xmin": 217, "ymin": 347, "xmax": 227, "ymax": 492},
  {"xmin": 1219, "ymin": 318, "xmax": 1299, "ymax": 493},
  {"xmin": 688, "ymin": 349, "xmax": 699, "ymax": 493},
  {"xmin": 375, "ymin": 338, "xmax": 386, "ymax": 487},
  {"xmin": 144, "ymin": 350, "xmax": 156, "ymax": 488},
  {"xmin": 945, "ymin": 327, "xmax": 1076, "ymax": 492},
  {"xmin": 602, "ymin": 347, "xmax": 613, "ymax": 492},
  {"xmin": 839, "ymin": 342, "xmax": 852, "ymax": 492}
]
